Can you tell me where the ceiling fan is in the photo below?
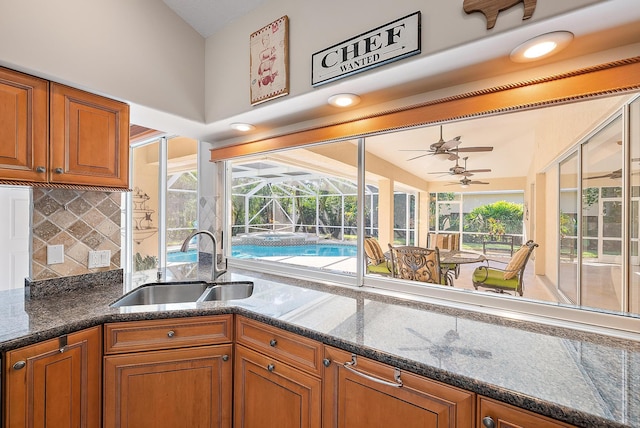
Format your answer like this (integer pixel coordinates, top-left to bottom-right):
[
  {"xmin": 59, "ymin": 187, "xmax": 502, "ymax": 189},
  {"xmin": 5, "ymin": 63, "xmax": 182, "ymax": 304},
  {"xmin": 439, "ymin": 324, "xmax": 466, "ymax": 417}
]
[
  {"xmin": 584, "ymin": 159, "xmax": 640, "ymax": 180},
  {"xmin": 429, "ymin": 156, "xmax": 491, "ymax": 177},
  {"xmin": 446, "ymin": 177, "xmax": 490, "ymax": 188},
  {"xmin": 584, "ymin": 169, "xmax": 623, "ymax": 180},
  {"xmin": 402, "ymin": 125, "xmax": 494, "ymax": 161}
]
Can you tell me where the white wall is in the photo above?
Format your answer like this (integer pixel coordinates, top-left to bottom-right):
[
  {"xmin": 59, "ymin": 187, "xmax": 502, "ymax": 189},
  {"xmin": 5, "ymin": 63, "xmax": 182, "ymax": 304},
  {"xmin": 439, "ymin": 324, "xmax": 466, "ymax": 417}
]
[
  {"xmin": 204, "ymin": 0, "xmax": 601, "ymax": 123},
  {"xmin": 0, "ymin": 0, "xmax": 632, "ymax": 143},
  {"xmin": 0, "ymin": 0, "xmax": 205, "ymax": 125}
]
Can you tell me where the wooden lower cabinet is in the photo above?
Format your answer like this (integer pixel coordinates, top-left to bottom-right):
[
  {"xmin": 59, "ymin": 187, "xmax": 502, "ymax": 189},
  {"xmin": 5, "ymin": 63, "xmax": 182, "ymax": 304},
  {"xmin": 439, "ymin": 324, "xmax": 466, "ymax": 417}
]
[
  {"xmin": 323, "ymin": 345, "xmax": 475, "ymax": 428},
  {"xmin": 102, "ymin": 316, "xmax": 234, "ymax": 428},
  {"xmin": 3, "ymin": 326, "xmax": 102, "ymax": 428},
  {"xmin": 477, "ymin": 396, "xmax": 576, "ymax": 428},
  {"xmin": 103, "ymin": 344, "xmax": 233, "ymax": 428},
  {"xmin": 234, "ymin": 344, "xmax": 322, "ymax": 428}
]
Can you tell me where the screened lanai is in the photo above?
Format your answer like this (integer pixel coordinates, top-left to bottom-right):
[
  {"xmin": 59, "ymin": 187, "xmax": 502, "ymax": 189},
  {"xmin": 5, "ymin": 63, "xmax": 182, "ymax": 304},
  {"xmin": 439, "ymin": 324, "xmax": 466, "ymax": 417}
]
[{"xmin": 223, "ymin": 92, "xmax": 640, "ymax": 315}]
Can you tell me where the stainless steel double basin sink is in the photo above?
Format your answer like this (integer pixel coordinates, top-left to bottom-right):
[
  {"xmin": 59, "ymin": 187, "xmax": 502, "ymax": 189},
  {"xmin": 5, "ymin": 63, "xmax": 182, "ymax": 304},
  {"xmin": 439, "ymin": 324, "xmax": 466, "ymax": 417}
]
[{"xmin": 110, "ymin": 280, "xmax": 254, "ymax": 307}]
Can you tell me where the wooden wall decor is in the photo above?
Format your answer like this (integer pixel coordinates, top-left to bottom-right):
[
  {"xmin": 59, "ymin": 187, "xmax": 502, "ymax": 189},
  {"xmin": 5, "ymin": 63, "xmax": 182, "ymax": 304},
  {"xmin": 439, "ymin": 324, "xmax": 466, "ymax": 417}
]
[{"xmin": 463, "ymin": 0, "xmax": 537, "ymax": 29}]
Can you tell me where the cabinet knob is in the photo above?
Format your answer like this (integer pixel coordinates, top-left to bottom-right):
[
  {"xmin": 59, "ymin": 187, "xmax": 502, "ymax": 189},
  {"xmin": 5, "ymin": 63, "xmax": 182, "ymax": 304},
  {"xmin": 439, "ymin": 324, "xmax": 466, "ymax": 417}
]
[
  {"xmin": 167, "ymin": 330, "xmax": 175, "ymax": 338},
  {"xmin": 36, "ymin": 166, "xmax": 46, "ymax": 173},
  {"xmin": 267, "ymin": 364, "xmax": 275, "ymax": 372},
  {"xmin": 269, "ymin": 339, "xmax": 277, "ymax": 347},
  {"xmin": 222, "ymin": 354, "xmax": 229, "ymax": 362},
  {"xmin": 323, "ymin": 358, "xmax": 331, "ymax": 367},
  {"xmin": 13, "ymin": 360, "xmax": 26, "ymax": 370},
  {"xmin": 482, "ymin": 416, "xmax": 496, "ymax": 428},
  {"xmin": 54, "ymin": 167, "xmax": 64, "ymax": 174}
]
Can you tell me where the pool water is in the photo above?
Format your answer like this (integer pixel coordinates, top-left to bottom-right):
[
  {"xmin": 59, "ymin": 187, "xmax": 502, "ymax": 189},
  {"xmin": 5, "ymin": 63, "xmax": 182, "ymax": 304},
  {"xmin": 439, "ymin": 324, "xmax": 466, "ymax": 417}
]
[
  {"xmin": 167, "ymin": 245, "xmax": 357, "ymax": 263},
  {"xmin": 232, "ymin": 244, "xmax": 357, "ymax": 258},
  {"xmin": 167, "ymin": 250, "xmax": 198, "ymax": 263}
]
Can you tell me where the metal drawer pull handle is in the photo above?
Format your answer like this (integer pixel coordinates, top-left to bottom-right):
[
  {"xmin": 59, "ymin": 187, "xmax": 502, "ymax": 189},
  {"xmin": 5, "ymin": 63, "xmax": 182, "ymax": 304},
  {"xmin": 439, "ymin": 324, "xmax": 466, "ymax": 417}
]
[
  {"xmin": 342, "ymin": 354, "xmax": 403, "ymax": 388},
  {"xmin": 167, "ymin": 330, "xmax": 175, "ymax": 338},
  {"xmin": 13, "ymin": 361, "xmax": 26, "ymax": 370},
  {"xmin": 267, "ymin": 364, "xmax": 275, "ymax": 372},
  {"xmin": 59, "ymin": 335, "xmax": 67, "ymax": 353},
  {"xmin": 482, "ymin": 416, "xmax": 496, "ymax": 428},
  {"xmin": 269, "ymin": 339, "xmax": 277, "ymax": 347}
]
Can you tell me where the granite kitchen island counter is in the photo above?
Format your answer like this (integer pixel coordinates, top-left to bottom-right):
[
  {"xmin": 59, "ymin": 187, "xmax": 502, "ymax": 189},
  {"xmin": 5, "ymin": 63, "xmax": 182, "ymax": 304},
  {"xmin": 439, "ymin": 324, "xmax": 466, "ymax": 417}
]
[{"xmin": 1, "ymin": 267, "xmax": 638, "ymax": 427}]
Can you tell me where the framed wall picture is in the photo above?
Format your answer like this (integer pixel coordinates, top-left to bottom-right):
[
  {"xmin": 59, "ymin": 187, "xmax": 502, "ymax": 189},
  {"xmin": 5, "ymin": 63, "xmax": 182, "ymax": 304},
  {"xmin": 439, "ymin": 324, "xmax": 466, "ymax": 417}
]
[{"xmin": 250, "ymin": 15, "xmax": 289, "ymax": 105}]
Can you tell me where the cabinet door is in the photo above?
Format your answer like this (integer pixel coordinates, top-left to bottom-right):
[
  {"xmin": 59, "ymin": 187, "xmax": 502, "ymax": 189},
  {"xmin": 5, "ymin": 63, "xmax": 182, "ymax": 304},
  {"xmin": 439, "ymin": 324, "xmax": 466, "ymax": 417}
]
[
  {"xmin": 478, "ymin": 396, "xmax": 576, "ymax": 428},
  {"xmin": 323, "ymin": 346, "xmax": 474, "ymax": 428},
  {"xmin": 235, "ymin": 344, "xmax": 322, "ymax": 428},
  {"xmin": 0, "ymin": 67, "xmax": 48, "ymax": 182},
  {"xmin": 50, "ymin": 83, "xmax": 129, "ymax": 188},
  {"xmin": 4, "ymin": 326, "xmax": 102, "ymax": 428},
  {"xmin": 103, "ymin": 344, "xmax": 233, "ymax": 428}
]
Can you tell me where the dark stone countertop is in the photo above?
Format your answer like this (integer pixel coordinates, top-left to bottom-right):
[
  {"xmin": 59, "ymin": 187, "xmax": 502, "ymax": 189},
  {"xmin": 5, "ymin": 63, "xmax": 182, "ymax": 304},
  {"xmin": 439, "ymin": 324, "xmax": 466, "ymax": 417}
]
[{"xmin": 1, "ymin": 266, "xmax": 639, "ymax": 428}]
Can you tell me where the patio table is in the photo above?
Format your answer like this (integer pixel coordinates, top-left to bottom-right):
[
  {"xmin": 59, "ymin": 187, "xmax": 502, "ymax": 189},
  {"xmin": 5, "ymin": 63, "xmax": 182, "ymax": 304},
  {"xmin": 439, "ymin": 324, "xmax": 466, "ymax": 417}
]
[{"xmin": 439, "ymin": 250, "xmax": 486, "ymax": 286}]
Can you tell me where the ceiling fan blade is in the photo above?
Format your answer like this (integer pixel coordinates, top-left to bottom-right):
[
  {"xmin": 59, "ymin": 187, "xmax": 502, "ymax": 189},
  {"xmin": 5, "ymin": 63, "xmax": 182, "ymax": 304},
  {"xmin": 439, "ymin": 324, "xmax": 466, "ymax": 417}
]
[
  {"xmin": 456, "ymin": 146, "xmax": 494, "ymax": 152},
  {"xmin": 466, "ymin": 168, "xmax": 492, "ymax": 173},
  {"xmin": 406, "ymin": 153, "xmax": 430, "ymax": 161},
  {"xmin": 585, "ymin": 168, "xmax": 622, "ymax": 180},
  {"xmin": 447, "ymin": 152, "xmax": 459, "ymax": 161},
  {"xmin": 399, "ymin": 149, "xmax": 432, "ymax": 152},
  {"xmin": 470, "ymin": 181, "xmax": 490, "ymax": 185},
  {"xmin": 428, "ymin": 171, "xmax": 453, "ymax": 174},
  {"xmin": 441, "ymin": 137, "xmax": 462, "ymax": 151}
]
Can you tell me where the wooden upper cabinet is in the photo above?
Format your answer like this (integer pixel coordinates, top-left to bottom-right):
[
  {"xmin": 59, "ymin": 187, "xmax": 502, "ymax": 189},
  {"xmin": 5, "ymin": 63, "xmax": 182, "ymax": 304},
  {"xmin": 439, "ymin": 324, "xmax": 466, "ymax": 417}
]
[
  {"xmin": 50, "ymin": 83, "xmax": 129, "ymax": 188},
  {"xmin": 0, "ymin": 67, "xmax": 48, "ymax": 182}
]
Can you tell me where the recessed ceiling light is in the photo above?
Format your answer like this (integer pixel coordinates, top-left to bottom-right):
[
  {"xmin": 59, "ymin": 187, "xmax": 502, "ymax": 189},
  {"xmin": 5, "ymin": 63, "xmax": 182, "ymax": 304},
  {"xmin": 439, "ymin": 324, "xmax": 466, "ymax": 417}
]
[
  {"xmin": 510, "ymin": 31, "xmax": 573, "ymax": 63},
  {"xmin": 230, "ymin": 122, "xmax": 255, "ymax": 132},
  {"xmin": 328, "ymin": 93, "xmax": 361, "ymax": 108}
]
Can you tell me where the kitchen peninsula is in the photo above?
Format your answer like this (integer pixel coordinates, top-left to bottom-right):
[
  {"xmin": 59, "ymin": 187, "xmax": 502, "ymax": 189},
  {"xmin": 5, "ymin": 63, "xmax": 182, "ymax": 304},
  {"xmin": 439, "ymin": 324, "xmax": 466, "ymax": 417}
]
[{"xmin": 1, "ymin": 267, "xmax": 638, "ymax": 427}]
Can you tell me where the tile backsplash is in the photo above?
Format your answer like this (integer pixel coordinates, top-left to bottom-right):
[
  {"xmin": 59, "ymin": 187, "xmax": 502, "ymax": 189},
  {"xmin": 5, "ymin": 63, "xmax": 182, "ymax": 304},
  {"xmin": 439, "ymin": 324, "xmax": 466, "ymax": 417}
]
[{"xmin": 31, "ymin": 188, "xmax": 122, "ymax": 280}]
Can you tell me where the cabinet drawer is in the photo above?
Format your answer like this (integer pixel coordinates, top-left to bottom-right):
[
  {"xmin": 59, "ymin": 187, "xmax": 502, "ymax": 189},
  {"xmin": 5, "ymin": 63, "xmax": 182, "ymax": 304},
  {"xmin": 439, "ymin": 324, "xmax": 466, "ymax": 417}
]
[
  {"xmin": 104, "ymin": 315, "xmax": 233, "ymax": 354},
  {"xmin": 478, "ymin": 396, "xmax": 576, "ymax": 428},
  {"xmin": 235, "ymin": 316, "xmax": 323, "ymax": 377}
]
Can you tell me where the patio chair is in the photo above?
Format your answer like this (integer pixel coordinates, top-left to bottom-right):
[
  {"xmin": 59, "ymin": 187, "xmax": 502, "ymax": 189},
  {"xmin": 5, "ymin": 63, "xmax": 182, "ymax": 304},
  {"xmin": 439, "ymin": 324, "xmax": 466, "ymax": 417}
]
[
  {"xmin": 388, "ymin": 244, "xmax": 451, "ymax": 286},
  {"xmin": 364, "ymin": 237, "xmax": 391, "ymax": 275},
  {"xmin": 427, "ymin": 232, "xmax": 461, "ymax": 278},
  {"xmin": 472, "ymin": 240, "xmax": 538, "ymax": 296}
]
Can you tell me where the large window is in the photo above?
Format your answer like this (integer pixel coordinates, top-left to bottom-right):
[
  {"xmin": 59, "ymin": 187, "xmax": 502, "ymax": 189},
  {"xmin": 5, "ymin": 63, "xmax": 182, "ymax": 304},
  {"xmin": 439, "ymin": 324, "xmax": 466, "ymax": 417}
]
[
  {"xmin": 215, "ymin": 79, "xmax": 640, "ymax": 320},
  {"xmin": 128, "ymin": 136, "xmax": 198, "ymax": 279}
]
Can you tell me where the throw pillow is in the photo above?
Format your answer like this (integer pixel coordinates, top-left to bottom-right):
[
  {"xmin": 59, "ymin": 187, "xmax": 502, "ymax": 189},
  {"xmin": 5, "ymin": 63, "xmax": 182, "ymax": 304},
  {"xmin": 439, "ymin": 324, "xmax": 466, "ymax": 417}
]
[{"xmin": 503, "ymin": 245, "xmax": 530, "ymax": 280}]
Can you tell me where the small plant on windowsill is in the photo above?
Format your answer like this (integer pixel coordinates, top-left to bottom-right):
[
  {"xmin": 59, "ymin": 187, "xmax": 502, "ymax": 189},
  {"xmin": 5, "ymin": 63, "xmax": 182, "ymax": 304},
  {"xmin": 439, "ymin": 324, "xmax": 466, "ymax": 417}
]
[{"xmin": 134, "ymin": 253, "xmax": 158, "ymax": 271}]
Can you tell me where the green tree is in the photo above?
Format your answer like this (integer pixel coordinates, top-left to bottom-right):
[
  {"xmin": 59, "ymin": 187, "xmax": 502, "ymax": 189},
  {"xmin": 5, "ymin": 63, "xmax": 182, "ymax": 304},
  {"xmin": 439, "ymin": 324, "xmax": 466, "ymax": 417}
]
[{"xmin": 464, "ymin": 201, "xmax": 524, "ymax": 235}]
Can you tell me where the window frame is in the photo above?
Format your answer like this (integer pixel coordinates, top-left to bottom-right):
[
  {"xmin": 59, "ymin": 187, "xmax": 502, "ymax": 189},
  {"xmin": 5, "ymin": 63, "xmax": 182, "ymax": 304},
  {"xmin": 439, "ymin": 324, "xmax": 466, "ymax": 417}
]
[{"xmin": 214, "ymin": 59, "xmax": 640, "ymax": 337}]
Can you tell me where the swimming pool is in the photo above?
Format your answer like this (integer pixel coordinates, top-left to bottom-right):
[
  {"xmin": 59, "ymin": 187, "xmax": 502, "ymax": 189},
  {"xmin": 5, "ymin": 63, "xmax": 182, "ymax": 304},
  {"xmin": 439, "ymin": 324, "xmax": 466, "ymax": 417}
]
[
  {"xmin": 167, "ymin": 249, "xmax": 198, "ymax": 263},
  {"xmin": 232, "ymin": 244, "xmax": 357, "ymax": 258},
  {"xmin": 167, "ymin": 244, "xmax": 357, "ymax": 263}
]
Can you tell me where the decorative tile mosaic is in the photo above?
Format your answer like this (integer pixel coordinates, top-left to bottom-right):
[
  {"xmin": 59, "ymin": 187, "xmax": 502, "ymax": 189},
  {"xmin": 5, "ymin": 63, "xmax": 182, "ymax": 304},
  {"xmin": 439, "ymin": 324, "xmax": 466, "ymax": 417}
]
[{"xmin": 31, "ymin": 189, "xmax": 122, "ymax": 280}]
